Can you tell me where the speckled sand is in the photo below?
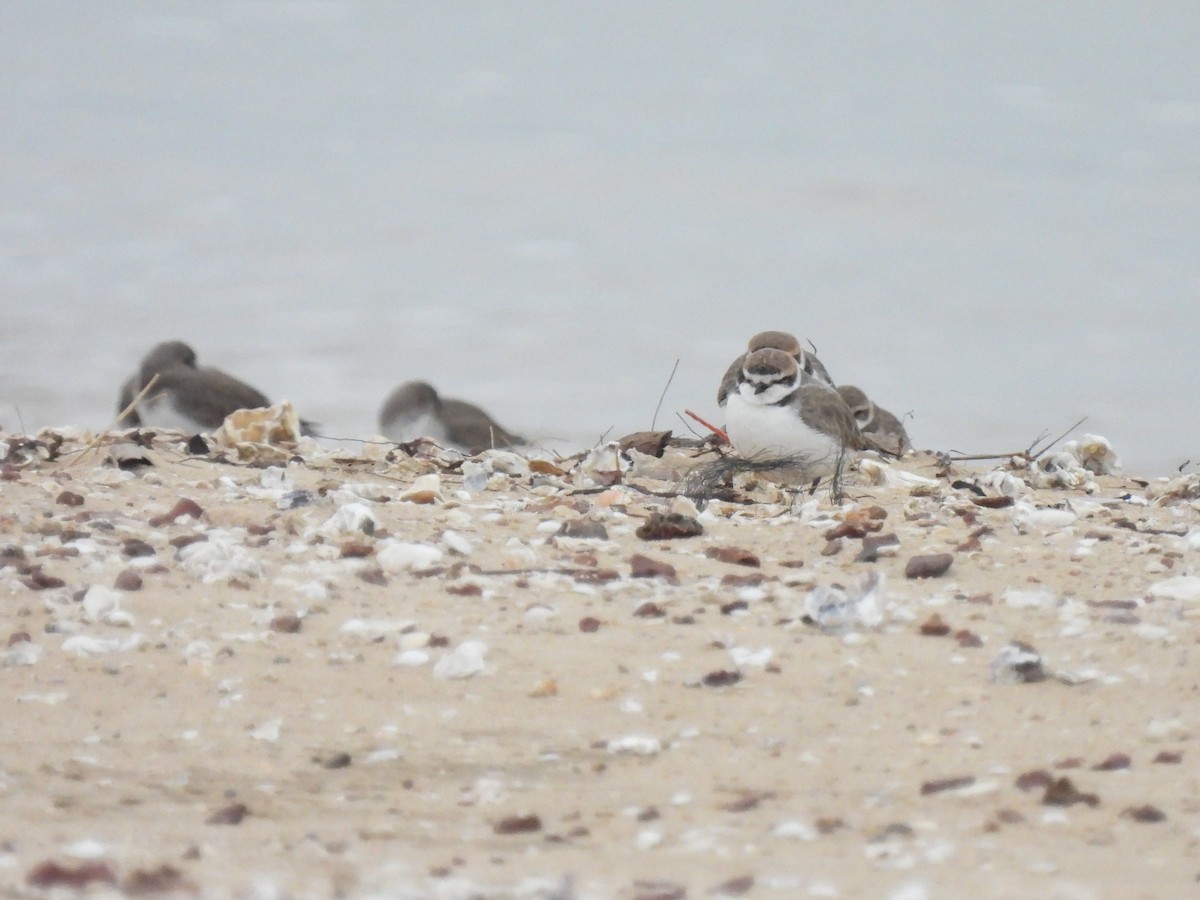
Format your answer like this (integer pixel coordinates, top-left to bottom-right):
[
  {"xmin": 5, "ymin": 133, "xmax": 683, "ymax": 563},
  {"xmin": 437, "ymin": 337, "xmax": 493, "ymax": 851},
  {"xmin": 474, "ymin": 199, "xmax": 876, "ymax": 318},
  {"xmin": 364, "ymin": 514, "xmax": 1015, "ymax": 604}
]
[{"xmin": 2, "ymin": 426, "xmax": 1199, "ymax": 899}]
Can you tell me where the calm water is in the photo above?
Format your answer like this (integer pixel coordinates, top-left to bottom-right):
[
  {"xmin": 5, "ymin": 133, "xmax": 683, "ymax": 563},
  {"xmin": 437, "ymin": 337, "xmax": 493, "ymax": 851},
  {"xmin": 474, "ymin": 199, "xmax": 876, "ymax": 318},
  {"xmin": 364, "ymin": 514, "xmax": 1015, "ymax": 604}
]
[{"xmin": 2, "ymin": 3, "xmax": 1198, "ymax": 474}]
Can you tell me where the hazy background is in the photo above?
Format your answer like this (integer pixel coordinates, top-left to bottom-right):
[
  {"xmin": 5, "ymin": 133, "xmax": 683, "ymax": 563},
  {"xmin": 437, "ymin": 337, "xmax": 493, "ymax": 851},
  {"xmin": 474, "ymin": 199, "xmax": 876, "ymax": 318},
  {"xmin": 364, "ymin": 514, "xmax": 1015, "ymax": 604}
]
[{"xmin": 2, "ymin": 2, "xmax": 1197, "ymax": 474}]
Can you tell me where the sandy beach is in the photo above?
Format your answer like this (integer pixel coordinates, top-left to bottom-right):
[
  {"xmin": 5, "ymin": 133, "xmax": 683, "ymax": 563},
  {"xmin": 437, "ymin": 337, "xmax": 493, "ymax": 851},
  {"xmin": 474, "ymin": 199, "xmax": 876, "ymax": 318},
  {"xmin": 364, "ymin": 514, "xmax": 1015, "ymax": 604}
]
[{"xmin": 2, "ymin": 422, "xmax": 1199, "ymax": 898}]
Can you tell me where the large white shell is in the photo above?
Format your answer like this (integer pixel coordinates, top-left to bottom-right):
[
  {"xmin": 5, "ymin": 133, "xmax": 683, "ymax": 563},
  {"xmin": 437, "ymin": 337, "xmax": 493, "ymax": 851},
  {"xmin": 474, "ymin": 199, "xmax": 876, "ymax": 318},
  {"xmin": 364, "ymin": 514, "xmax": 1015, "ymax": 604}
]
[
  {"xmin": 376, "ymin": 540, "xmax": 443, "ymax": 573},
  {"xmin": 433, "ymin": 640, "xmax": 488, "ymax": 679}
]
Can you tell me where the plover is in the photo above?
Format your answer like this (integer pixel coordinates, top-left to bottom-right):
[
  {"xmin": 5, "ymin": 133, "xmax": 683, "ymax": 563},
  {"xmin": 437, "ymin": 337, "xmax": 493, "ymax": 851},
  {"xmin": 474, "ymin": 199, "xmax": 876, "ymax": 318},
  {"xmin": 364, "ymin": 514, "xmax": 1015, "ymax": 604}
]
[
  {"xmin": 835, "ymin": 384, "xmax": 912, "ymax": 455},
  {"xmin": 724, "ymin": 347, "xmax": 877, "ymax": 479},
  {"xmin": 117, "ymin": 341, "xmax": 284, "ymax": 433},
  {"xmin": 379, "ymin": 381, "xmax": 523, "ymax": 452},
  {"xmin": 716, "ymin": 330, "xmax": 834, "ymax": 408}
]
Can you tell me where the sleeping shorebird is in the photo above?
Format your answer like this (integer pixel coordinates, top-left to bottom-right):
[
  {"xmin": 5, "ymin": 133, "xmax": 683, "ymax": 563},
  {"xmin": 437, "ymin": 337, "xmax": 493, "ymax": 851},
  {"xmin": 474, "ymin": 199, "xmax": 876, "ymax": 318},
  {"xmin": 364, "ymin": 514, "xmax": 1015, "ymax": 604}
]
[
  {"xmin": 378, "ymin": 381, "xmax": 523, "ymax": 453},
  {"xmin": 716, "ymin": 330, "xmax": 833, "ymax": 408},
  {"xmin": 117, "ymin": 341, "xmax": 312, "ymax": 434},
  {"xmin": 724, "ymin": 348, "xmax": 886, "ymax": 484},
  {"xmin": 835, "ymin": 384, "xmax": 912, "ymax": 456}
]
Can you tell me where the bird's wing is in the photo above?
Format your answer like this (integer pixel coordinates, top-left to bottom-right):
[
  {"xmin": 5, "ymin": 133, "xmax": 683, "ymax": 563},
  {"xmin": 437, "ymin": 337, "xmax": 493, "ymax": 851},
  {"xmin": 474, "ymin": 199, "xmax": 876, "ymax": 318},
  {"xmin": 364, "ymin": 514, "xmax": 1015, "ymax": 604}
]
[
  {"xmin": 716, "ymin": 353, "xmax": 746, "ymax": 406},
  {"xmin": 441, "ymin": 398, "xmax": 522, "ymax": 450},
  {"xmin": 156, "ymin": 367, "xmax": 271, "ymax": 429},
  {"xmin": 794, "ymin": 383, "xmax": 866, "ymax": 450}
]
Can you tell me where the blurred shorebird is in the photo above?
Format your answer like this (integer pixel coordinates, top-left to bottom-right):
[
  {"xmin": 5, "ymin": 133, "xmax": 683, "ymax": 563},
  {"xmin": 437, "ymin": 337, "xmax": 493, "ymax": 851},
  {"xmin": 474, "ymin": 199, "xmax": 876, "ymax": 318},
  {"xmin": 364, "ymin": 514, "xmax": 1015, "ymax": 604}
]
[
  {"xmin": 117, "ymin": 340, "xmax": 311, "ymax": 433},
  {"xmin": 835, "ymin": 384, "xmax": 912, "ymax": 455},
  {"xmin": 379, "ymin": 381, "xmax": 523, "ymax": 453}
]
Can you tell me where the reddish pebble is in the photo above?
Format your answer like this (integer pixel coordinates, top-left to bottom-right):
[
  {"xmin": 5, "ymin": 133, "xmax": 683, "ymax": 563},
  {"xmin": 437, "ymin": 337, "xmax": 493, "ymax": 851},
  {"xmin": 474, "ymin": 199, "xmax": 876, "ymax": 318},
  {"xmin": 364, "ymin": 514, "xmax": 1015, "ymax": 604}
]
[
  {"xmin": 269, "ymin": 614, "xmax": 302, "ymax": 634},
  {"xmin": 121, "ymin": 539, "xmax": 155, "ymax": 558},
  {"xmin": 701, "ymin": 669, "xmax": 742, "ymax": 687},
  {"xmin": 114, "ymin": 569, "xmax": 143, "ymax": 591},
  {"xmin": 149, "ymin": 498, "xmax": 203, "ymax": 527},
  {"xmin": 55, "ymin": 491, "xmax": 84, "ymax": 507},
  {"xmin": 710, "ymin": 875, "xmax": 754, "ymax": 896},
  {"xmin": 1041, "ymin": 776, "xmax": 1100, "ymax": 807},
  {"xmin": 358, "ymin": 568, "xmax": 387, "ymax": 586},
  {"xmin": 1153, "ymin": 750, "xmax": 1183, "ymax": 764},
  {"xmin": 26, "ymin": 861, "xmax": 116, "ymax": 890},
  {"xmin": 633, "ymin": 601, "xmax": 666, "ymax": 618},
  {"xmin": 955, "ymin": 629, "xmax": 984, "ymax": 648},
  {"xmin": 635, "ymin": 512, "xmax": 703, "ymax": 540},
  {"xmin": 1121, "ymin": 804, "xmax": 1167, "ymax": 823},
  {"xmin": 579, "ymin": 616, "xmax": 602, "ymax": 633},
  {"xmin": 919, "ymin": 614, "xmax": 951, "ymax": 637},
  {"xmin": 206, "ymin": 802, "xmax": 249, "ymax": 825},
  {"xmin": 493, "ymin": 813, "xmax": 542, "ymax": 834},
  {"xmin": 629, "ymin": 553, "xmax": 678, "ymax": 581},
  {"xmin": 704, "ymin": 546, "xmax": 760, "ymax": 567},
  {"xmin": 1015, "ymin": 769, "xmax": 1054, "ymax": 792},
  {"xmin": 905, "ymin": 553, "xmax": 954, "ymax": 578},
  {"xmin": 920, "ymin": 775, "xmax": 975, "ymax": 795},
  {"xmin": 1092, "ymin": 753, "xmax": 1132, "ymax": 771}
]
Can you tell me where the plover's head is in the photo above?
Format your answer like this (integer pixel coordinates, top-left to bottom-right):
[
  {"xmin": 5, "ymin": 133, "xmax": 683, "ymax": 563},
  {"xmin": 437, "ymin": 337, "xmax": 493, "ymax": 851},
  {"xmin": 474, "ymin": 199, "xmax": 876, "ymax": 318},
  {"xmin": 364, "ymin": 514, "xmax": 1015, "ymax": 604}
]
[
  {"xmin": 139, "ymin": 340, "xmax": 198, "ymax": 383},
  {"xmin": 747, "ymin": 330, "xmax": 802, "ymax": 356},
  {"xmin": 739, "ymin": 348, "xmax": 799, "ymax": 404},
  {"xmin": 835, "ymin": 385, "xmax": 875, "ymax": 429},
  {"xmin": 389, "ymin": 381, "xmax": 442, "ymax": 412}
]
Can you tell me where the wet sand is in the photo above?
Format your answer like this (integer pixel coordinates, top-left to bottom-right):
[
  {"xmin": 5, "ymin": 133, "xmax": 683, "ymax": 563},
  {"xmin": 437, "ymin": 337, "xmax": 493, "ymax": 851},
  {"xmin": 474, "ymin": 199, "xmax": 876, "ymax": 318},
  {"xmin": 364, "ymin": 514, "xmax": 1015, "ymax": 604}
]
[{"xmin": 1, "ymin": 425, "xmax": 1198, "ymax": 898}]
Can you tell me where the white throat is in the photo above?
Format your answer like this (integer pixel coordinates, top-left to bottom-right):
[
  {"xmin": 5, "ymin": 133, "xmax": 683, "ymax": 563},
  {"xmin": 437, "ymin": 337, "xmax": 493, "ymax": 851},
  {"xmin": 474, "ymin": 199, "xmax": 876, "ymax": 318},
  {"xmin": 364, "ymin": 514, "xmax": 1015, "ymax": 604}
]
[{"xmin": 738, "ymin": 378, "xmax": 794, "ymax": 406}]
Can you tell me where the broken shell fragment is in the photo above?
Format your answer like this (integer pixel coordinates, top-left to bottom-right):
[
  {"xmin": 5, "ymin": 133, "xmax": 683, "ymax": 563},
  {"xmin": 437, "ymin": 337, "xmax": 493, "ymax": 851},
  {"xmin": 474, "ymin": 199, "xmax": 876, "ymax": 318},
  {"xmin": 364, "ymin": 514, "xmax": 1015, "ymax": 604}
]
[{"xmin": 990, "ymin": 641, "xmax": 1047, "ymax": 684}]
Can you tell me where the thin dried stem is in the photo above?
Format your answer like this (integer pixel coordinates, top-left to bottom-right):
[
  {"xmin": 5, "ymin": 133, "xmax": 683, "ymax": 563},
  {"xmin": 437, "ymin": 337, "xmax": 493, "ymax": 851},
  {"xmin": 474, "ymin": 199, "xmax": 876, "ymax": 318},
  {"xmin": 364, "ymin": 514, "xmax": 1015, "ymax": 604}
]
[
  {"xmin": 70, "ymin": 373, "xmax": 161, "ymax": 467},
  {"xmin": 650, "ymin": 358, "xmax": 679, "ymax": 432},
  {"xmin": 945, "ymin": 416, "xmax": 1089, "ymax": 464}
]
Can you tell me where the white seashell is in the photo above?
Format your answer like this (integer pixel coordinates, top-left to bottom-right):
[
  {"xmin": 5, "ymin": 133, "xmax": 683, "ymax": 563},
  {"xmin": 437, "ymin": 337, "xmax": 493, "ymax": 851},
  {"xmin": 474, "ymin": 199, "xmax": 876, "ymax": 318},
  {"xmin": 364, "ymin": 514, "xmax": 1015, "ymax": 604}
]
[
  {"xmin": 1147, "ymin": 575, "xmax": 1200, "ymax": 603},
  {"xmin": 772, "ymin": 820, "xmax": 818, "ymax": 840},
  {"xmin": 398, "ymin": 473, "xmax": 443, "ymax": 504},
  {"xmin": 250, "ymin": 718, "xmax": 282, "ymax": 742},
  {"xmin": 212, "ymin": 401, "xmax": 303, "ymax": 449},
  {"xmin": 481, "ymin": 450, "xmax": 532, "ymax": 478},
  {"xmin": 3, "ymin": 642, "xmax": 42, "ymax": 667},
  {"xmin": 1013, "ymin": 502, "xmax": 1077, "ymax": 531},
  {"xmin": 979, "ymin": 469, "xmax": 1026, "ymax": 497},
  {"xmin": 859, "ymin": 459, "xmax": 938, "ymax": 490},
  {"xmin": 433, "ymin": 640, "xmax": 488, "ymax": 679},
  {"xmin": 363, "ymin": 748, "xmax": 403, "ymax": 764},
  {"xmin": 1064, "ymin": 434, "xmax": 1122, "ymax": 476},
  {"xmin": 634, "ymin": 829, "xmax": 663, "ymax": 850},
  {"xmin": 606, "ymin": 735, "xmax": 663, "ymax": 756},
  {"xmin": 376, "ymin": 540, "xmax": 443, "ymax": 573},
  {"xmin": 62, "ymin": 839, "xmax": 110, "ymax": 860},
  {"xmin": 523, "ymin": 604, "xmax": 557, "ymax": 623},
  {"xmin": 989, "ymin": 642, "xmax": 1046, "ymax": 684},
  {"xmin": 82, "ymin": 585, "xmax": 134, "ymax": 626},
  {"xmin": 1002, "ymin": 589, "xmax": 1056, "ymax": 609},
  {"xmin": 317, "ymin": 502, "xmax": 378, "ymax": 538},
  {"xmin": 804, "ymin": 572, "xmax": 885, "ymax": 633},
  {"xmin": 461, "ymin": 459, "xmax": 494, "ymax": 493},
  {"xmin": 441, "ymin": 530, "xmax": 473, "ymax": 556},
  {"xmin": 393, "ymin": 649, "xmax": 431, "ymax": 667},
  {"xmin": 61, "ymin": 634, "xmax": 143, "ymax": 656},
  {"xmin": 729, "ymin": 646, "xmax": 774, "ymax": 668},
  {"xmin": 1028, "ymin": 451, "xmax": 1092, "ymax": 490},
  {"xmin": 1145, "ymin": 717, "xmax": 1189, "ymax": 741},
  {"xmin": 397, "ymin": 631, "xmax": 431, "ymax": 651},
  {"xmin": 339, "ymin": 618, "xmax": 416, "ymax": 638},
  {"xmin": 178, "ymin": 530, "xmax": 264, "ymax": 583}
]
